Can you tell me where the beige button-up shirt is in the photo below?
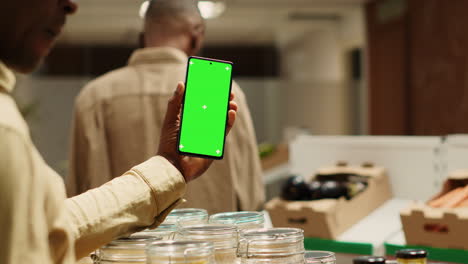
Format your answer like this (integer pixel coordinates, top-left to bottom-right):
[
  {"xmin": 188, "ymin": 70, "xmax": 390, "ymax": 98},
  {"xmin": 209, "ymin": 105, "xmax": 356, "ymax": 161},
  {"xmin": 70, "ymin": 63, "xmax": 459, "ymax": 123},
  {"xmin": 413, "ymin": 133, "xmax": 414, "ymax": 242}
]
[
  {"xmin": 0, "ymin": 61, "xmax": 186, "ymax": 263},
  {"xmin": 67, "ymin": 47, "xmax": 265, "ymax": 214}
]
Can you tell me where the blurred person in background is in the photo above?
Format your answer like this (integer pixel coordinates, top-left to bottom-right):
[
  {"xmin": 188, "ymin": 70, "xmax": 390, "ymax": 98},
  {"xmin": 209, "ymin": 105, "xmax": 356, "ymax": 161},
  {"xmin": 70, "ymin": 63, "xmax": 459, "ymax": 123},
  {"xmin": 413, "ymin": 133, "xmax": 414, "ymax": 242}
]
[
  {"xmin": 66, "ymin": 0, "xmax": 265, "ymax": 214},
  {"xmin": 0, "ymin": 0, "xmax": 237, "ymax": 263}
]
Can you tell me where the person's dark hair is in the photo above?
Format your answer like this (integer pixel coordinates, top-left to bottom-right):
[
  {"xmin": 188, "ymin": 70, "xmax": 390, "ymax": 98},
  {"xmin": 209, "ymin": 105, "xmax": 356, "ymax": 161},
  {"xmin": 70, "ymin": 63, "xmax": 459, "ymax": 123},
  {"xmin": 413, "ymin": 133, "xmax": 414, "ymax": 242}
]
[
  {"xmin": 142, "ymin": 0, "xmax": 205, "ymax": 53},
  {"xmin": 145, "ymin": 0, "xmax": 202, "ymax": 24}
]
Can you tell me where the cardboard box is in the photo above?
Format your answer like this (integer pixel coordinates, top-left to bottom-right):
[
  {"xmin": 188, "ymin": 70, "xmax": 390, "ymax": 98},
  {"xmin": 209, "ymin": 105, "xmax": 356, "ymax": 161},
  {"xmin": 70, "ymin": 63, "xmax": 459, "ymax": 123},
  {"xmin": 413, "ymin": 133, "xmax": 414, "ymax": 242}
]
[
  {"xmin": 400, "ymin": 170, "xmax": 468, "ymax": 250},
  {"xmin": 265, "ymin": 163, "xmax": 392, "ymax": 239}
]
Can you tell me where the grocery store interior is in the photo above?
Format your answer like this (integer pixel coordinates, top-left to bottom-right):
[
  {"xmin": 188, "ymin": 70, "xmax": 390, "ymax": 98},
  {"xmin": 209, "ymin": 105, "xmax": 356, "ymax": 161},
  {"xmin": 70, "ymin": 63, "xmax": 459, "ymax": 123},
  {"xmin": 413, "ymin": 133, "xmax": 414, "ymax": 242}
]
[{"xmin": 12, "ymin": 0, "xmax": 468, "ymax": 263}]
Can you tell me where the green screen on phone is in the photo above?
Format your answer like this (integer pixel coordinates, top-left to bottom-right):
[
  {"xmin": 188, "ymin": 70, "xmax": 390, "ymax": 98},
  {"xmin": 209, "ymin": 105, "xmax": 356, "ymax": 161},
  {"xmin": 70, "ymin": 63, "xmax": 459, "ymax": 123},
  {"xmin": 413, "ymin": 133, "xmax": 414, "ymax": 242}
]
[{"xmin": 178, "ymin": 56, "xmax": 233, "ymax": 159}]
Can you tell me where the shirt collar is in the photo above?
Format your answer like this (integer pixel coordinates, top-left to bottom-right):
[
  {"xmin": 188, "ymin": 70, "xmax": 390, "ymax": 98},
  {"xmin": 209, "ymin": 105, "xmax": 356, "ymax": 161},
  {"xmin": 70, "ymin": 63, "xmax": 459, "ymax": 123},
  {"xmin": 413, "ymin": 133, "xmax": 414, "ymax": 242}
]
[
  {"xmin": 0, "ymin": 61, "xmax": 16, "ymax": 93},
  {"xmin": 128, "ymin": 47, "xmax": 188, "ymax": 67}
]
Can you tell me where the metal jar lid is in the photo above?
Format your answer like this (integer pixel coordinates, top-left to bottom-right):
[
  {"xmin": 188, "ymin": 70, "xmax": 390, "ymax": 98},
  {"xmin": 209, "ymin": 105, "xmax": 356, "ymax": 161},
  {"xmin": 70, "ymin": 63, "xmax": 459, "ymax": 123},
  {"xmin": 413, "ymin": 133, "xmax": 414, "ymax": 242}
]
[
  {"xmin": 353, "ymin": 256, "xmax": 386, "ymax": 264},
  {"xmin": 396, "ymin": 249, "xmax": 428, "ymax": 259}
]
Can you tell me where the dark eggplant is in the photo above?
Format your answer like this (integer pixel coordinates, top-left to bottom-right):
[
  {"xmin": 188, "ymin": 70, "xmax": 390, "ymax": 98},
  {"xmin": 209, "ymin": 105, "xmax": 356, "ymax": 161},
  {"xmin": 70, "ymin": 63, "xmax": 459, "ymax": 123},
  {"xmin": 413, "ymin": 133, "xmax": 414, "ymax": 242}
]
[
  {"xmin": 281, "ymin": 176, "xmax": 312, "ymax": 201},
  {"xmin": 319, "ymin": 181, "xmax": 349, "ymax": 199}
]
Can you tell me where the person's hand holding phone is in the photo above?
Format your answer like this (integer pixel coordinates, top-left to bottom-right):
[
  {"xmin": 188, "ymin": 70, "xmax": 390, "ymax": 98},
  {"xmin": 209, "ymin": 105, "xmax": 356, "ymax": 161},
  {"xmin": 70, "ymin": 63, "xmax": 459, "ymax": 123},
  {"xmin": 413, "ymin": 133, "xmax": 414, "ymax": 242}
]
[{"xmin": 157, "ymin": 82, "xmax": 237, "ymax": 182}]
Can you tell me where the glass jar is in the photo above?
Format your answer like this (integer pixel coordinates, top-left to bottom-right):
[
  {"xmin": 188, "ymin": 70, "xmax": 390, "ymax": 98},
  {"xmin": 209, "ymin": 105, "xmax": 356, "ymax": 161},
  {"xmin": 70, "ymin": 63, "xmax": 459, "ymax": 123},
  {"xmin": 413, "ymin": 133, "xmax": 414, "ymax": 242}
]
[
  {"xmin": 95, "ymin": 235, "xmax": 161, "ymax": 264},
  {"xmin": 166, "ymin": 208, "xmax": 209, "ymax": 227},
  {"xmin": 353, "ymin": 256, "xmax": 386, "ymax": 264},
  {"xmin": 209, "ymin": 211, "xmax": 264, "ymax": 230},
  {"xmin": 146, "ymin": 240, "xmax": 216, "ymax": 264},
  {"xmin": 133, "ymin": 223, "xmax": 178, "ymax": 240},
  {"xmin": 305, "ymin": 251, "xmax": 336, "ymax": 264},
  {"xmin": 396, "ymin": 249, "xmax": 427, "ymax": 264},
  {"xmin": 237, "ymin": 228, "xmax": 305, "ymax": 264},
  {"xmin": 177, "ymin": 224, "xmax": 240, "ymax": 264}
]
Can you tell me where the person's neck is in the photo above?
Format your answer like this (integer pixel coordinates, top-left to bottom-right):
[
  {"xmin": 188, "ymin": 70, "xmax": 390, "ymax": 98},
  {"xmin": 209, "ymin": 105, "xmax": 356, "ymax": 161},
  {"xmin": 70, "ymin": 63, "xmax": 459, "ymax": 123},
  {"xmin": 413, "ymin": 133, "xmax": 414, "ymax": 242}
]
[{"xmin": 147, "ymin": 37, "xmax": 190, "ymax": 56}]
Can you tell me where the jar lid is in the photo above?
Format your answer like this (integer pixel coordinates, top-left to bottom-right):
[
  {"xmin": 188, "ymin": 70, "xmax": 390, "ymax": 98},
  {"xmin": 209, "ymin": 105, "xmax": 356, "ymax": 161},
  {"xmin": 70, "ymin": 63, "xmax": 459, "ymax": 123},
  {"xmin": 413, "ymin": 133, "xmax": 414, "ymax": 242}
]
[
  {"xmin": 396, "ymin": 249, "xmax": 428, "ymax": 259},
  {"xmin": 305, "ymin": 251, "xmax": 336, "ymax": 263},
  {"xmin": 353, "ymin": 256, "xmax": 386, "ymax": 264},
  {"xmin": 165, "ymin": 208, "xmax": 208, "ymax": 225},
  {"xmin": 104, "ymin": 235, "xmax": 161, "ymax": 249},
  {"xmin": 178, "ymin": 224, "xmax": 238, "ymax": 249},
  {"xmin": 133, "ymin": 223, "xmax": 178, "ymax": 239},
  {"xmin": 146, "ymin": 240, "xmax": 214, "ymax": 258},
  {"xmin": 209, "ymin": 211, "xmax": 264, "ymax": 225},
  {"xmin": 239, "ymin": 227, "xmax": 304, "ymax": 240},
  {"xmin": 237, "ymin": 228, "xmax": 304, "ymax": 258},
  {"xmin": 140, "ymin": 223, "xmax": 178, "ymax": 233},
  {"xmin": 99, "ymin": 235, "xmax": 161, "ymax": 261}
]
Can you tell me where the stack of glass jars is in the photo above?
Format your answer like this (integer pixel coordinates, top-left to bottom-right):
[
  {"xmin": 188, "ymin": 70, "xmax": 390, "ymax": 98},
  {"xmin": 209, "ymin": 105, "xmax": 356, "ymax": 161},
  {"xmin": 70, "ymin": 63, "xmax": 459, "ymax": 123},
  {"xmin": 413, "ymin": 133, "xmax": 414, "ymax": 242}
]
[
  {"xmin": 94, "ymin": 235, "xmax": 161, "ymax": 264},
  {"xmin": 177, "ymin": 224, "xmax": 240, "ymax": 264},
  {"xmin": 94, "ymin": 209, "xmax": 338, "ymax": 264},
  {"xmin": 237, "ymin": 228, "xmax": 305, "ymax": 264},
  {"xmin": 146, "ymin": 240, "xmax": 216, "ymax": 264},
  {"xmin": 209, "ymin": 211, "xmax": 264, "ymax": 230}
]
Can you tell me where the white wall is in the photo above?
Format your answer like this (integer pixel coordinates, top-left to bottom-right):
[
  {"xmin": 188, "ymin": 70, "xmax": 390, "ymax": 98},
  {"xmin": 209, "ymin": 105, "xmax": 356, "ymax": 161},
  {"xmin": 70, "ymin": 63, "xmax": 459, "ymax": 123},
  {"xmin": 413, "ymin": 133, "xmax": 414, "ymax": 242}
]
[
  {"xmin": 339, "ymin": 7, "xmax": 366, "ymax": 51},
  {"xmin": 233, "ymin": 7, "xmax": 367, "ymax": 143},
  {"xmin": 279, "ymin": 27, "xmax": 350, "ymax": 135},
  {"xmin": 273, "ymin": 6, "xmax": 366, "ymax": 137}
]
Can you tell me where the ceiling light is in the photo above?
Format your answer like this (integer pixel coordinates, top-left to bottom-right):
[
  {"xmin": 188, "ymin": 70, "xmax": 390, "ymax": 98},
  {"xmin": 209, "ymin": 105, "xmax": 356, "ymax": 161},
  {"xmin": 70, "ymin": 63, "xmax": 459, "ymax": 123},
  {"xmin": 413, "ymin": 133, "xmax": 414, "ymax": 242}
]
[
  {"xmin": 198, "ymin": 1, "xmax": 226, "ymax": 19},
  {"xmin": 139, "ymin": 0, "xmax": 150, "ymax": 18}
]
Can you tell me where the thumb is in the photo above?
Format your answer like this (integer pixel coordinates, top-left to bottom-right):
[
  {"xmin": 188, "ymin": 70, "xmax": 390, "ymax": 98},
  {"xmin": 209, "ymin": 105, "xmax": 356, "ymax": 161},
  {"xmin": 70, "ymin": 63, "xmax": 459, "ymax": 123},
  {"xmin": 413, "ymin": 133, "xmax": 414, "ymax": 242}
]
[{"xmin": 165, "ymin": 82, "xmax": 185, "ymax": 122}]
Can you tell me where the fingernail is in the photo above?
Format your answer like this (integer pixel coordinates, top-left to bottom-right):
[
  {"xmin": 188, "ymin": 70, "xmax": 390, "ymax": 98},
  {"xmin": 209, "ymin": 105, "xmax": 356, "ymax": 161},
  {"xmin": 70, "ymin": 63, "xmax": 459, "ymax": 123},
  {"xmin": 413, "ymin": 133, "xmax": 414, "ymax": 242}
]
[{"xmin": 175, "ymin": 84, "xmax": 183, "ymax": 95}]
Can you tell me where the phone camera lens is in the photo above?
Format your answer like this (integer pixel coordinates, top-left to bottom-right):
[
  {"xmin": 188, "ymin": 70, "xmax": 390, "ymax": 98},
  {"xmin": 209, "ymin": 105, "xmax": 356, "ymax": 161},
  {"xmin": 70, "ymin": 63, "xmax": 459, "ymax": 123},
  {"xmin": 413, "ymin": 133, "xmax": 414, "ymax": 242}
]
[{"xmin": 210, "ymin": 62, "xmax": 212, "ymax": 65}]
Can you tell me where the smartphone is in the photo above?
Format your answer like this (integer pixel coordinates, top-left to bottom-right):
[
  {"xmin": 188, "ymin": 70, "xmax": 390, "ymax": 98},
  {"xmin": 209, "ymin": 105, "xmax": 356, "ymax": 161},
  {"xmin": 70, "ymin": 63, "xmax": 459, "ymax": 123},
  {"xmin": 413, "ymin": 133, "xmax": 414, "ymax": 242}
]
[{"xmin": 177, "ymin": 56, "xmax": 233, "ymax": 159}]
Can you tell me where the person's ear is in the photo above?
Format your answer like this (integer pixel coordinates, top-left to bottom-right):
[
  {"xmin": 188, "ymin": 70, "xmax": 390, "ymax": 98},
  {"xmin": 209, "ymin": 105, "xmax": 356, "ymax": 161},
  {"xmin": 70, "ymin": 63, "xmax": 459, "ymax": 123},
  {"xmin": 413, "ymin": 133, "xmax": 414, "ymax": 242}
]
[
  {"xmin": 189, "ymin": 25, "xmax": 205, "ymax": 55},
  {"xmin": 138, "ymin": 32, "xmax": 146, "ymax": 48},
  {"xmin": 190, "ymin": 35, "xmax": 197, "ymax": 50}
]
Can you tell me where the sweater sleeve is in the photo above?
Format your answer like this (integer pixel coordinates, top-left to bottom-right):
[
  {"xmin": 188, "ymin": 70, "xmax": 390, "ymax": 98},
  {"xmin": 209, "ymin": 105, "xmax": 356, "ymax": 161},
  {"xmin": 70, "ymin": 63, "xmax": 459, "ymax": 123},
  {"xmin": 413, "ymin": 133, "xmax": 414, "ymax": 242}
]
[{"xmin": 66, "ymin": 156, "xmax": 186, "ymax": 259}]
